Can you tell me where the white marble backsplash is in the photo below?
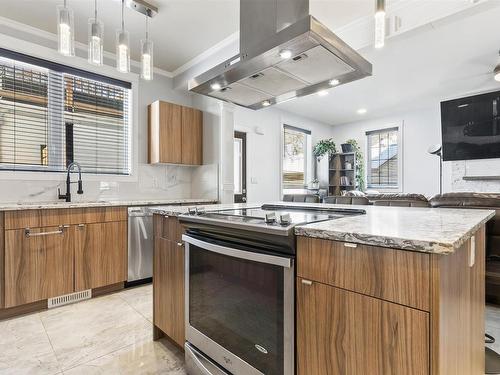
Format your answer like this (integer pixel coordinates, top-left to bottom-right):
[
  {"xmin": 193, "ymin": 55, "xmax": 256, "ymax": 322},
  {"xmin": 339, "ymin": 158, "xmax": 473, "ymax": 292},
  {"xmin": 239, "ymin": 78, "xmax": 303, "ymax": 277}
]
[
  {"xmin": 448, "ymin": 159, "xmax": 500, "ymax": 192},
  {"xmin": 0, "ymin": 164, "xmax": 219, "ymax": 204}
]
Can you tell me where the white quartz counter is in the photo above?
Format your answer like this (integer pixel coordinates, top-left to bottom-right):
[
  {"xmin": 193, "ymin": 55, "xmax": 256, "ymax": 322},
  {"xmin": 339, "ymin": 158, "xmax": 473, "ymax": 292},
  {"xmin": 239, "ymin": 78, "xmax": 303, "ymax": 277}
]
[
  {"xmin": 0, "ymin": 198, "xmax": 218, "ymax": 211},
  {"xmin": 149, "ymin": 202, "xmax": 495, "ymax": 254}
]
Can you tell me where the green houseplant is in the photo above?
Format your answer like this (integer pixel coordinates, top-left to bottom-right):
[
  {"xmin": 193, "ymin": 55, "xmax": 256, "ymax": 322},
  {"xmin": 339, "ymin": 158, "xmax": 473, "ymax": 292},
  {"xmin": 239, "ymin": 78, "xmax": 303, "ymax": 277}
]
[
  {"xmin": 346, "ymin": 139, "xmax": 365, "ymax": 191},
  {"xmin": 313, "ymin": 139, "xmax": 336, "ymax": 161}
]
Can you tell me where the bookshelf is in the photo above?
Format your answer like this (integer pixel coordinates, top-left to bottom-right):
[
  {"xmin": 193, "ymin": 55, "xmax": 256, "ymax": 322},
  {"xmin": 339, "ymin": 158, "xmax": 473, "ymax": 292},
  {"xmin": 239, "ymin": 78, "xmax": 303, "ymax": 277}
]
[{"xmin": 328, "ymin": 152, "xmax": 358, "ymax": 196}]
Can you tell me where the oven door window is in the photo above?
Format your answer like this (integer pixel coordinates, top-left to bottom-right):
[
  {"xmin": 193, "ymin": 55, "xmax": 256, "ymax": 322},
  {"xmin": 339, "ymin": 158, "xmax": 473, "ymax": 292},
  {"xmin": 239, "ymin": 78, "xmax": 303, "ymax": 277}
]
[{"xmin": 189, "ymin": 245, "xmax": 284, "ymax": 375}]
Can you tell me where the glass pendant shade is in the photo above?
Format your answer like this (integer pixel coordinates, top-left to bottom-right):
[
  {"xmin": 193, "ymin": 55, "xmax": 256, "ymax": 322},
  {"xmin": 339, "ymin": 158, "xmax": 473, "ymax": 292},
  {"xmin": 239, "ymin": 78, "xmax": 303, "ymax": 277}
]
[
  {"xmin": 88, "ymin": 19, "xmax": 104, "ymax": 66},
  {"xmin": 57, "ymin": 4, "xmax": 75, "ymax": 56},
  {"xmin": 141, "ymin": 39, "xmax": 153, "ymax": 80},
  {"xmin": 374, "ymin": 0, "xmax": 385, "ymax": 49},
  {"xmin": 116, "ymin": 30, "xmax": 130, "ymax": 73}
]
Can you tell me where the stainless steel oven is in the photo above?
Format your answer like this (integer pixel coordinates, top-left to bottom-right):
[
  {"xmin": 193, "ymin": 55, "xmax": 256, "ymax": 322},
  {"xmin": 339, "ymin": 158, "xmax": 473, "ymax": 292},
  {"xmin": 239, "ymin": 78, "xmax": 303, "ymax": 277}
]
[{"xmin": 183, "ymin": 233, "xmax": 294, "ymax": 375}]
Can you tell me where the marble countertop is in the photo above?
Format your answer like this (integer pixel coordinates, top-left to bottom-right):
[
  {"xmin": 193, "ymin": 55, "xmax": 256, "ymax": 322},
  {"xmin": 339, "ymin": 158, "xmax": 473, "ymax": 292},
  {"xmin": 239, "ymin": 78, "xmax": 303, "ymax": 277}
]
[
  {"xmin": 0, "ymin": 198, "xmax": 218, "ymax": 211},
  {"xmin": 149, "ymin": 202, "xmax": 495, "ymax": 254}
]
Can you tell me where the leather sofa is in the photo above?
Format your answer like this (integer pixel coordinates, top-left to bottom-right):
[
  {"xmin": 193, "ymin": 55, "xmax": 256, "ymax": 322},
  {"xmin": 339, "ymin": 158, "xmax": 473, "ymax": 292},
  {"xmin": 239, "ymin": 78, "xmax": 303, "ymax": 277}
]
[
  {"xmin": 282, "ymin": 194, "xmax": 320, "ymax": 203},
  {"xmin": 373, "ymin": 200, "xmax": 430, "ymax": 207},
  {"xmin": 430, "ymin": 193, "xmax": 500, "ymax": 304},
  {"xmin": 323, "ymin": 196, "xmax": 370, "ymax": 205}
]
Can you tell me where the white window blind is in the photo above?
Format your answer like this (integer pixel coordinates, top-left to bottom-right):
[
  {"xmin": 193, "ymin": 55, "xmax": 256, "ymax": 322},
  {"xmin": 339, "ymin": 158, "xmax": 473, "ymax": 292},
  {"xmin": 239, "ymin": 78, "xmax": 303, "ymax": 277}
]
[
  {"xmin": 282, "ymin": 125, "xmax": 311, "ymax": 190},
  {"xmin": 366, "ymin": 127, "xmax": 399, "ymax": 189},
  {"xmin": 0, "ymin": 48, "xmax": 131, "ymax": 175}
]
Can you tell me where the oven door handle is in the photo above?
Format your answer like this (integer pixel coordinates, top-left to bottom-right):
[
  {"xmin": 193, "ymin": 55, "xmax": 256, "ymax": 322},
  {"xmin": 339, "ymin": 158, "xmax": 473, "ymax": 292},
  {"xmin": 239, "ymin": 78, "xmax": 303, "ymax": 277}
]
[{"xmin": 182, "ymin": 234, "xmax": 292, "ymax": 268}]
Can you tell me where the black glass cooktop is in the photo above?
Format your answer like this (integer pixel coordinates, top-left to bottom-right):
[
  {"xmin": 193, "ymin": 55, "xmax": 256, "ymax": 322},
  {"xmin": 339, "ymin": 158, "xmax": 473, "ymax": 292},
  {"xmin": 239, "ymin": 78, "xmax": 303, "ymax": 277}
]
[{"xmin": 198, "ymin": 205, "xmax": 365, "ymax": 227}]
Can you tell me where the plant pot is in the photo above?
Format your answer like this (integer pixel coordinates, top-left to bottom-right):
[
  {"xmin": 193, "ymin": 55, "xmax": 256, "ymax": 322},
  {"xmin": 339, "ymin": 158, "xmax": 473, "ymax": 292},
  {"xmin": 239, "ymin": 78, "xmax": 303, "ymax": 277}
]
[{"xmin": 341, "ymin": 143, "xmax": 354, "ymax": 153}]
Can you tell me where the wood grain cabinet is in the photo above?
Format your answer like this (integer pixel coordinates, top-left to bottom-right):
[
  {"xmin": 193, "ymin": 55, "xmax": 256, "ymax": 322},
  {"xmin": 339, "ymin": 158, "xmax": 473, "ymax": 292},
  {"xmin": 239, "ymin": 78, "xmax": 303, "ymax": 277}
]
[
  {"xmin": 4, "ymin": 226, "xmax": 74, "ymax": 308},
  {"xmin": 296, "ymin": 230, "xmax": 486, "ymax": 375},
  {"xmin": 148, "ymin": 100, "xmax": 202, "ymax": 165},
  {"xmin": 74, "ymin": 221, "xmax": 127, "ymax": 291},
  {"xmin": 0, "ymin": 207, "xmax": 128, "ymax": 312},
  {"xmin": 153, "ymin": 214, "xmax": 185, "ymax": 348}
]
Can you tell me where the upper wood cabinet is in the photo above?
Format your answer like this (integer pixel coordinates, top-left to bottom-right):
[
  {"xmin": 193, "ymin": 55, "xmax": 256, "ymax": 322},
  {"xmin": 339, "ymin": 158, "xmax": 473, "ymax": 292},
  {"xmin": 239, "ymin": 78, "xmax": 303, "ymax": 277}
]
[{"xmin": 148, "ymin": 100, "xmax": 203, "ymax": 165}]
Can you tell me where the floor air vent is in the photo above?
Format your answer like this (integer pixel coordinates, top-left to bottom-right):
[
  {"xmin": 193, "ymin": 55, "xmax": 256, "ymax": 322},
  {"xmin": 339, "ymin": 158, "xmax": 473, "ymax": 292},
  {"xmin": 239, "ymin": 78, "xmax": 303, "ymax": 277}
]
[{"xmin": 48, "ymin": 290, "xmax": 92, "ymax": 309}]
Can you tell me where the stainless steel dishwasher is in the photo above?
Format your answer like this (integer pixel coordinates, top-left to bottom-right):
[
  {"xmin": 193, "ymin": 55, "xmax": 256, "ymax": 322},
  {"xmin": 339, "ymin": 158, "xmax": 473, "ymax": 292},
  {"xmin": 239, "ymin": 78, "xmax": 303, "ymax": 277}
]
[{"xmin": 127, "ymin": 206, "xmax": 154, "ymax": 285}]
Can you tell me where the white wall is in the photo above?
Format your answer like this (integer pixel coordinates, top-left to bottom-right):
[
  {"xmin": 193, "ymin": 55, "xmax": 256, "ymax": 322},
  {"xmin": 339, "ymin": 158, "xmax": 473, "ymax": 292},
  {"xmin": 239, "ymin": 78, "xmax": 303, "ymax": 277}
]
[
  {"xmin": 330, "ymin": 105, "xmax": 500, "ymax": 196},
  {"xmin": 0, "ymin": 19, "xmax": 336, "ymax": 205},
  {"xmin": 0, "ymin": 25, "xmax": 221, "ymax": 203},
  {"xmin": 233, "ymin": 107, "xmax": 333, "ymax": 203},
  {"xmin": 330, "ymin": 107, "xmax": 442, "ymax": 197}
]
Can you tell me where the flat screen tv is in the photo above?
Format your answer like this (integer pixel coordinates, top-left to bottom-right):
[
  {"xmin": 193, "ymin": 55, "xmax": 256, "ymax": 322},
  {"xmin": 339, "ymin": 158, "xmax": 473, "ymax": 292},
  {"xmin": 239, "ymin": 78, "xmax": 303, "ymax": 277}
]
[{"xmin": 441, "ymin": 90, "xmax": 500, "ymax": 161}]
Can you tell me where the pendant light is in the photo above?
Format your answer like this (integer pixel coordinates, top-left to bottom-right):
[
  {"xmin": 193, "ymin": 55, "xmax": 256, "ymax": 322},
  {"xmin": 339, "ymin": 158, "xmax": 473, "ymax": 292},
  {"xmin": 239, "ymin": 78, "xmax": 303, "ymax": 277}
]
[
  {"xmin": 141, "ymin": 14, "xmax": 154, "ymax": 81},
  {"xmin": 116, "ymin": 0, "xmax": 130, "ymax": 73},
  {"xmin": 88, "ymin": 0, "xmax": 103, "ymax": 66},
  {"xmin": 374, "ymin": 0, "xmax": 386, "ymax": 49},
  {"xmin": 57, "ymin": 0, "xmax": 75, "ymax": 56}
]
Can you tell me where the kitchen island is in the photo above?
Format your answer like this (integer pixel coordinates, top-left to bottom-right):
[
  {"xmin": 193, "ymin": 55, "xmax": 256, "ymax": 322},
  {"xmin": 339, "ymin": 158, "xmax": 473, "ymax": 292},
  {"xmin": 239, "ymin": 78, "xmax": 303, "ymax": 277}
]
[{"xmin": 150, "ymin": 202, "xmax": 494, "ymax": 375}]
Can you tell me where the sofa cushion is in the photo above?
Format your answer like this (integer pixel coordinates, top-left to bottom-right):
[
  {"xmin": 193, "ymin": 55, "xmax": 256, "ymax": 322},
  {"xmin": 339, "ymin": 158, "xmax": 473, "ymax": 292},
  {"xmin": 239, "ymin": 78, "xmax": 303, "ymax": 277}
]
[
  {"xmin": 282, "ymin": 194, "xmax": 320, "ymax": 203},
  {"xmin": 373, "ymin": 200, "xmax": 430, "ymax": 207},
  {"xmin": 367, "ymin": 193, "xmax": 429, "ymax": 202},
  {"xmin": 323, "ymin": 196, "xmax": 369, "ymax": 205}
]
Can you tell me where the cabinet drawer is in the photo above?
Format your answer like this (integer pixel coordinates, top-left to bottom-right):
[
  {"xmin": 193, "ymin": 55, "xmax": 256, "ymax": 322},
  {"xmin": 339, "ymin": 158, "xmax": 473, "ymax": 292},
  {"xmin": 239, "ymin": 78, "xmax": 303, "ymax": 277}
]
[
  {"xmin": 297, "ymin": 278, "xmax": 429, "ymax": 375},
  {"xmin": 4, "ymin": 207, "xmax": 127, "ymax": 229},
  {"xmin": 297, "ymin": 237, "xmax": 430, "ymax": 311},
  {"xmin": 154, "ymin": 214, "xmax": 184, "ymax": 243}
]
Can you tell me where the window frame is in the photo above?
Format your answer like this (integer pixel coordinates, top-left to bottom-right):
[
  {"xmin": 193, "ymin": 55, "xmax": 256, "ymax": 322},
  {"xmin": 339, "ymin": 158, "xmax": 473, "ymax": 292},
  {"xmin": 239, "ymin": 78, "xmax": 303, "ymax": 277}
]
[
  {"xmin": 281, "ymin": 123, "xmax": 312, "ymax": 195},
  {"xmin": 365, "ymin": 126, "xmax": 403, "ymax": 192},
  {"xmin": 0, "ymin": 42, "xmax": 138, "ymax": 182}
]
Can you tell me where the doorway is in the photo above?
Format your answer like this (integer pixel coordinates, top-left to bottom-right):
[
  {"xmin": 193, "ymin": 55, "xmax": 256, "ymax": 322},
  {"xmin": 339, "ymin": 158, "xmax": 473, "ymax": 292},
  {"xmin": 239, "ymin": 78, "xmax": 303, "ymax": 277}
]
[{"xmin": 234, "ymin": 131, "xmax": 247, "ymax": 203}]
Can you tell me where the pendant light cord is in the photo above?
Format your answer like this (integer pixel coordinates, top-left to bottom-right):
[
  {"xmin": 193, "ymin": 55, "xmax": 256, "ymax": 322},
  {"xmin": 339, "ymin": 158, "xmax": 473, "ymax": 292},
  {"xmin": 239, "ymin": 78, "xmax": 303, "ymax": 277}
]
[
  {"xmin": 145, "ymin": 15, "xmax": 149, "ymax": 40},
  {"xmin": 94, "ymin": 0, "xmax": 97, "ymax": 19}
]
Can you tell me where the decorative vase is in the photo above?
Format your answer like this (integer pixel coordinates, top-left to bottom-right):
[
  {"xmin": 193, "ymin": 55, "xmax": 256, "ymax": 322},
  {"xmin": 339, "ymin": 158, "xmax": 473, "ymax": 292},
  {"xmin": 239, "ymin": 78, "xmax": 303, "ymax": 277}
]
[{"xmin": 341, "ymin": 143, "xmax": 354, "ymax": 153}]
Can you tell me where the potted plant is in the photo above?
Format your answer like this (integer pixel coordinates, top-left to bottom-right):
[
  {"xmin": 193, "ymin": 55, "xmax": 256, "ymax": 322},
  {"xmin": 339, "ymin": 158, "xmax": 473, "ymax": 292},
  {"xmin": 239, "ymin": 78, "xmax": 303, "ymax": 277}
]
[
  {"xmin": 346, "ymin": 139, "xmax": 365, "ymax": 191},
  {"xmin": 341, "ymin": 143, "xmax": 354, "ymax": 153},
  {"xmin": 313, "ymin": 139, "xmax": 336, "ymax": 161}
]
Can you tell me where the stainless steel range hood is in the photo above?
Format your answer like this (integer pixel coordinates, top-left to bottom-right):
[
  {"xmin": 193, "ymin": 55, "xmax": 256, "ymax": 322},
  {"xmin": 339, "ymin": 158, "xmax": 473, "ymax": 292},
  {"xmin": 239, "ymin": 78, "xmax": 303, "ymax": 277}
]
[{"xmin": 189, "ymin": 0, "xmax": 372, "ymax": 110}]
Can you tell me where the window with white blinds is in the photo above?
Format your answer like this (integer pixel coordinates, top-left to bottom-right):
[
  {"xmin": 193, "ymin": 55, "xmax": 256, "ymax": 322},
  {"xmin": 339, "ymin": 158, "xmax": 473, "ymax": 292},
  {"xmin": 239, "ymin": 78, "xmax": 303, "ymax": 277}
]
[{"xmin": 0, "ymin": 48, "xmax": 131, "ymax": 175}]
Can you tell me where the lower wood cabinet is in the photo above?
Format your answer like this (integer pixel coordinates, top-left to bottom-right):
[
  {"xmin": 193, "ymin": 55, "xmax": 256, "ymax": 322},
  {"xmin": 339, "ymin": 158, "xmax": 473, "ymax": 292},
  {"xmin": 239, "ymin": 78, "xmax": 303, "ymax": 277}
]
[
  {"xmin": 1, "ymin": 207, "xmax": 128, "ymax": 312},
  {"xmin": 297, "ymin": 278, "xmax": 429, "ymax": 375},
  {"xmin": 154, "ymin": 236, "xmax": 185, "ymax": 347},
  {"xmin": 4, "ymin": 226, "xmax": 74, "ymax": 308},
  {"xmin": 153, "ymin": 214, "xmax": 185, "ymax": 348},
  {"xmin": 74, "ymin": 221, "xmax": 127, "ymax": 291}
]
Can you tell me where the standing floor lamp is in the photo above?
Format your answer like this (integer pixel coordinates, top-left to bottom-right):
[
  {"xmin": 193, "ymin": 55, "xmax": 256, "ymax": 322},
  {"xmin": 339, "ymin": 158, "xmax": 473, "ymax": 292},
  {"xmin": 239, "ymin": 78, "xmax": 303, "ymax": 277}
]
[{"xmin": 427, "ymin": 144, "xmax": 442, "ymax": 194}]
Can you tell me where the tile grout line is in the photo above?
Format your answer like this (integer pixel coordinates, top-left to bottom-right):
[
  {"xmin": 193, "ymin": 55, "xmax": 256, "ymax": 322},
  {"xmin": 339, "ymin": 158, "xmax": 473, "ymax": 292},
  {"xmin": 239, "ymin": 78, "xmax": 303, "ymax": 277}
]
[
  {"xmin": 116, "ymin": 288, "xmax": 154, "ymax": 324},
  {"xmin": 38, "ymin": 312, "xmax": 65, "ymax": 375}
]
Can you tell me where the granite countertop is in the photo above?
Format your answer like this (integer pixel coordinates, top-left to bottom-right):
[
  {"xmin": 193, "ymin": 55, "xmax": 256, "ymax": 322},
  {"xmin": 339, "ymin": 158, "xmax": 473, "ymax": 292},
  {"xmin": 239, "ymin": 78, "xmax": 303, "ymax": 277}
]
[
  {"xmin": 0, "ymin": 198, "xmax": 218, "ymax": 211},
  {"xmin": 149, "ymin": 202, "xmax": 495, "ymax": 254}
]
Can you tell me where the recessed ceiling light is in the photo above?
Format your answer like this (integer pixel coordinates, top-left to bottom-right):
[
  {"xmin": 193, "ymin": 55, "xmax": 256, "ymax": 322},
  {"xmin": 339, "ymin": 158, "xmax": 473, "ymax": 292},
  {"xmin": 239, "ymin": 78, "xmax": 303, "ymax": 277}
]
[
  {"xmin": 210, "ymin": 83, "xmax": 222, "ymax": 91},
  {"xmin": 357, "ymin": 108, "xmax": 367, "ymax": 114},
  {"xmin": 329, "ymin": 79, "xmax": 340, "ymax": 86},
  {"xmin": 262, "ymin": 100, "xmax": 271, "ymax": 107},
  {"xmin": 279, "ymin": 50, "xmax": 292, "ymax": 59},
  {"xmin": 317, "ymin": 90, "xmax": 329, "ymax": 97}
]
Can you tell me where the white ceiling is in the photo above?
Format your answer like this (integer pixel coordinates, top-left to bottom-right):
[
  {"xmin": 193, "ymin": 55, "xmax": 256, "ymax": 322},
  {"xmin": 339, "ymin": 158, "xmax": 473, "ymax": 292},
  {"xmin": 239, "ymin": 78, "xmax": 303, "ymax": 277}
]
[
  {"xmin": 278, "ymin": 3, "xmax": 500, "ymax": 125},
  {"xmin": 0, "ymin": 0, "xmax": 388, "ymax": 73},
  {"xmin": 0, "ymin": 0, "xmax": 498, "ymax": 126}
]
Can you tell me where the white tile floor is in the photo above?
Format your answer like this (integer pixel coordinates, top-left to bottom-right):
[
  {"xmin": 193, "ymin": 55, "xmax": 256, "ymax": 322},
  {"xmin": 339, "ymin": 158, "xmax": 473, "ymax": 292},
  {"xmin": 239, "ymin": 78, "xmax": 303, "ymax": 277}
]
[
  {"xmin": 0, "ymin": 285, "xmax": 186, "ymax": 375},
  {"xmin": 1, "ymin": 285, "xmax": 500, "ymax": 374}
]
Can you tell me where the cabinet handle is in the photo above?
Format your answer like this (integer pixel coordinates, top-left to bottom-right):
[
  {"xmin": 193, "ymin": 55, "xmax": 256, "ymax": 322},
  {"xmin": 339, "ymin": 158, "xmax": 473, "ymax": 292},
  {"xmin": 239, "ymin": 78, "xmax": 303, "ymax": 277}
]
[
  {"xmin": 25, "ymin": 226, "xmax": 64, "ymax": 238},
  {"xmin": 344, "ymin": 242, "xmax": 358, "ymax": 248},
  {"xmin": 164, "ymin": 215, "xmax": 169, "ymax": 219},
  {"xmin": 177, "ymin": 242, "xmax": 184, "ymax": 248},
  {"xmin": 301, "ymin": 279, "xmax": 313, "ymax": 286},
  {"xmin": 77, "ymin": 223, "xmax": 86, "ymax": 229}
]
